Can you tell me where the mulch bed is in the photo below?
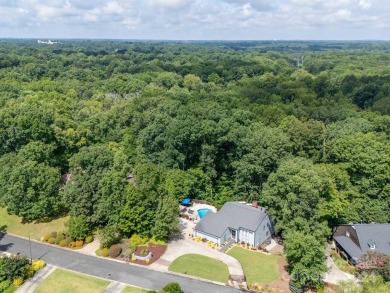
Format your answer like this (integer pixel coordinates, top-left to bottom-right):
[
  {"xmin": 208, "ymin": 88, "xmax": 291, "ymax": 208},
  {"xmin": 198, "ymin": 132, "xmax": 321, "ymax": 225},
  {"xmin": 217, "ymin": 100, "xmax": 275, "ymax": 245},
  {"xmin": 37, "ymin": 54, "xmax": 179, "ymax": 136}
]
[{"xmin": 117, "ymin": 242, "xmax": 167, "ymax": 266}]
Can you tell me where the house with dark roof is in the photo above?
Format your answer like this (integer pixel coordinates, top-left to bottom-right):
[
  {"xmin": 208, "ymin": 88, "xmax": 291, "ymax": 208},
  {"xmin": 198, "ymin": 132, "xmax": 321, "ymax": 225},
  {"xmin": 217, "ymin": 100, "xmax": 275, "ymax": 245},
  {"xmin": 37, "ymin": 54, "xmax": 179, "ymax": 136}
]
[
  {"xmin": 333, "ymin": 224, "xmax": 390, "ymax": 265},
  {"xmin": 193, "ymin": 201, "xmax": 274, "ymax": 247}
]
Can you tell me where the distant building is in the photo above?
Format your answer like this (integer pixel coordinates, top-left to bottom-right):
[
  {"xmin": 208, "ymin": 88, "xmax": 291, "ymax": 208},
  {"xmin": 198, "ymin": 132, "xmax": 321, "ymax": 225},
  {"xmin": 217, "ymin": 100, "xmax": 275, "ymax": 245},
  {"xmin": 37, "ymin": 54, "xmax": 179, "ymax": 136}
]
[
  {"xmin": 333, "ymin": 224, "xmax": 390, "ymax": 265},
  {"xmin": 194, "ymin": 201, "xmax": 274, "ymax": 247}
]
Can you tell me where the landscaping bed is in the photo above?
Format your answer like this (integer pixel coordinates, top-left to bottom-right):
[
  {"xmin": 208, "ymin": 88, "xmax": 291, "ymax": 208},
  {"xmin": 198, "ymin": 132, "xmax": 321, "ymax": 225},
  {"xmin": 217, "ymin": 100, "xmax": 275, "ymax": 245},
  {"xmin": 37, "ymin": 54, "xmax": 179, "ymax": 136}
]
[{"xmin": 122, "ymin": 242, "xmax": 166, "ymax": 266}]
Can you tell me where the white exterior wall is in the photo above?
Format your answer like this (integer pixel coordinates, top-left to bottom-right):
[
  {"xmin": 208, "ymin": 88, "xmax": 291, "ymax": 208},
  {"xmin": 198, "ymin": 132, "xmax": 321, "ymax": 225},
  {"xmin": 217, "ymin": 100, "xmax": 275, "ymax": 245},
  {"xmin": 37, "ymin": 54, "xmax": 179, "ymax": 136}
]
[
  {"xmin": 254, "ymin": 216, "xmax": 272, "ymax": 247},
  {"xmin": 238, "ymin": 229, "xmax": 255, "ymax": 246},
  {"xmin": 194, "ymin": 230, "xmax": 219, "ymax": 245}
]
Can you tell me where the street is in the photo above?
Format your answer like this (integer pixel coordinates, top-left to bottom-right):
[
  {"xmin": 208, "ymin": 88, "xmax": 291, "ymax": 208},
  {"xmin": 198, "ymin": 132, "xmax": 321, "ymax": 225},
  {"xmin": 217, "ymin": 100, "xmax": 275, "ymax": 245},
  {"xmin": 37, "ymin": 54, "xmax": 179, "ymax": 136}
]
[{"xmin": 0, "ymin": 233, "xmax": 243, "ymax": 293}]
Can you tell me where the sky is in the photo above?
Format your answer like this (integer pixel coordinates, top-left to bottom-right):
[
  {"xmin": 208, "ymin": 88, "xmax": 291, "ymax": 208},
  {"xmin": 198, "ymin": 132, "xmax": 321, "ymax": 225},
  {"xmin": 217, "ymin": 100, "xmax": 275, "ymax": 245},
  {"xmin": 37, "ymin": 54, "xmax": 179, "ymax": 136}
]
[{"xmin": 0, "ymin": 0, "xmax": 389, "ymax": 40}]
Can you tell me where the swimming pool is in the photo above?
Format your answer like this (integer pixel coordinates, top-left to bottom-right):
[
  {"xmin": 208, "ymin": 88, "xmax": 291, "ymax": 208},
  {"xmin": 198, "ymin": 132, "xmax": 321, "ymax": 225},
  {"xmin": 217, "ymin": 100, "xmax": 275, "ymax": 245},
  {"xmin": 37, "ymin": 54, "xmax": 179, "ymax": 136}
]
[{"xmin": 197, "ymin": 208, "xmax": 211, "ymax": 219}]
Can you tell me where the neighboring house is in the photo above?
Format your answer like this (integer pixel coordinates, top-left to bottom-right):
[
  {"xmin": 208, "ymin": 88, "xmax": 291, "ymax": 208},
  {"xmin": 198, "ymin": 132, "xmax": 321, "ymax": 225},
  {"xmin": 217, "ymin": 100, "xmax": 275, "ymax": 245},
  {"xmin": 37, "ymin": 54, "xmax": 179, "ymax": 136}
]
[
  {"xmin": 333, "ymin": 224, "xmax": 390, "ymax": 265},
  {"xmin": 193, "ymin": 201, "xmax": 274, "ymax": 247}
]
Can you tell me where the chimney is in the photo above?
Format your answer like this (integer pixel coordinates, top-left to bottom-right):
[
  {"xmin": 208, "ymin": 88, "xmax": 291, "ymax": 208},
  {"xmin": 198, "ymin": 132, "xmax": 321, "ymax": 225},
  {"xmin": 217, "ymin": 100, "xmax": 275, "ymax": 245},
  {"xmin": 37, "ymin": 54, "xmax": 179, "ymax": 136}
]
[{"xmin": 252, "ymin": 201, "xmax": 258, "ymax": 208}]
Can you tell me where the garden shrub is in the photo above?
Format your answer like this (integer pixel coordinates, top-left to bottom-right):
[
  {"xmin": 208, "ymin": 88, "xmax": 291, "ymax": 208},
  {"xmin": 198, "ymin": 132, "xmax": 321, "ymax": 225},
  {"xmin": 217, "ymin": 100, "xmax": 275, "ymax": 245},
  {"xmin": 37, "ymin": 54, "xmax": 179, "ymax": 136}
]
[
  {"xmin": 59, "ymin": 240, "xmax": 66, "ymax": 247},
  {"xmin": 145, "ymin": 259, "xmax": 150, "ymax": 264},
  {"xmin": 48, "ymin": 237, "xmax": 56, "ymax": 244},
  {"xmin": 75, "ymin": 240, "xmax": 84, "ymax": 247},
  {"xmin": 64, "ymin": 237, "xmax": 73, "ymax": 247},
  {"xmin": 31, "ymin": 260, "xmax": 46, "ymax": 271},
  {"xmin": 130, "ymin": 234, "xmax": 149, "ymax": 247},
  {"xmin": 69, "ymin": 242, "xmax": 76, "ymax": 248},
  {"xmin": 65, "ymin": 217, "xmax": 91, "ymax": 241},
  {"xmin": 55, "ymin": 234, "xmax": 64, "ymax": 244},
  {"xmin": 49, "ymin": 231, "xmax": 57, "ymax": 238},
  {"xmin": 12, "ymin": 276, "xmax": 24, "ymax": 287},
  {"xmin": 162, "ymin": 282, "xmax": 182, "ymax": 293},
  {"xmin": 96, "ymin": 249, "xmax": 102, "ymax": 256},
  {"xmin": 0, "ymin": 280, "xmax": 12, "ymax": 292},
  {"xmin": 85, "ymin": 235, "xmax": 93, "ymax": 244},
  {"xmin": 98, "ymin": 226, "xmax": 120, "ymax": 248},
  {"xmin": 43, "ymin": 234, "xmax": 50, "ymax": 242},
  {"xmin": 0, "ymin": 254, "xmax": 29, "ymax": 283},
  {"xmin": 109, "ymin": 244, "xmax": 122, "ymax": 258},
  {"xmin": 140, "ymin": 249, "xmax": 149, "ymax": 255},
  {"xmin": 101, "ymin": 248, "xmax": 109, "ymax": 257}
]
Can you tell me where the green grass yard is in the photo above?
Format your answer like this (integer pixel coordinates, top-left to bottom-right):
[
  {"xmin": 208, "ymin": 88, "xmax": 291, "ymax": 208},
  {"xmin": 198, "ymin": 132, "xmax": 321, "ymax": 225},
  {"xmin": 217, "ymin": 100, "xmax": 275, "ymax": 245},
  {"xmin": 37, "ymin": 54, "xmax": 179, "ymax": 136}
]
[
  {"xmin": 168, "ymin": 254, "xmax": 229, "ymax": 283},
  {"xmin": 34, "ymin": 269, "xmax": 110, "ymax": 293},
  {"xmin": 0, "ymin": 208, "xmax": 68, "ymax": 240},
  {"xmin": 121, "ymin": 286, "xmax": 148, "ymax": 293},
  {"xmin": 227, "ymin": 246, "xmax": 281, "ymax": 285}
]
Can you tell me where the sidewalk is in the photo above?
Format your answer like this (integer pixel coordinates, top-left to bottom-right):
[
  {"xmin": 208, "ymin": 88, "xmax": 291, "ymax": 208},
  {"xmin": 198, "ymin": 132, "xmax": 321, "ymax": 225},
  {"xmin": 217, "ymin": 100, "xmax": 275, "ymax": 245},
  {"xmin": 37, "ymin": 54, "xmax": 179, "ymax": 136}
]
[{"xmin": 16, "ymin": 264, "xmax": 56, "ymax": 293}]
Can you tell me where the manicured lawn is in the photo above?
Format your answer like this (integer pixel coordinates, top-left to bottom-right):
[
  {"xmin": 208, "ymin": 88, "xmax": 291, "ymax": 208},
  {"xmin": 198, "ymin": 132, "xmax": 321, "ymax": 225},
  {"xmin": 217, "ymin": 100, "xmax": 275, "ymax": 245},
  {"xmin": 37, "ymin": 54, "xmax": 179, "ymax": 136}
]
[
  {"xmin": 227, "ymin": 246, "xmax": 281, "ymax": 284},
  {"xmin": 0, "ymin": 208, "xmax": 68, "ymax": 240},
  {"xmin": 168, "ymin": 254, "xmax": 229, "ymax": 283},
  {"xmin": 34, "ymin": 269, "xmax": 110, "ymax": 293},
  {"xmin": 121, "ymin": 286, "xmax": 148, "ymax": 293}
]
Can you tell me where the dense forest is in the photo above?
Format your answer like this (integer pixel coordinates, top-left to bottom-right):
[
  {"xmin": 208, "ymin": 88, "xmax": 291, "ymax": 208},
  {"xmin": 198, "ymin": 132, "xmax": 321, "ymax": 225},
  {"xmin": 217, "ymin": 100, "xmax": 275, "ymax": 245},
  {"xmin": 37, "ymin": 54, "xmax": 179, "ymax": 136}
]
[{"xmin": 0, "ymin": 40, "xmax": 389, "ymax": 289}]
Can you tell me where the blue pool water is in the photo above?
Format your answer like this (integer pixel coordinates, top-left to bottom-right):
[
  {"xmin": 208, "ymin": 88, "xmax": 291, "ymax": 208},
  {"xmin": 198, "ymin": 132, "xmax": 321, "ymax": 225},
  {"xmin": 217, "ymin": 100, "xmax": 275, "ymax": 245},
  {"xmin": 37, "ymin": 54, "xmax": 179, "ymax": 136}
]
[{"xmin": 197, "ymin": 208, "xmax": 211, "ymax": 219}]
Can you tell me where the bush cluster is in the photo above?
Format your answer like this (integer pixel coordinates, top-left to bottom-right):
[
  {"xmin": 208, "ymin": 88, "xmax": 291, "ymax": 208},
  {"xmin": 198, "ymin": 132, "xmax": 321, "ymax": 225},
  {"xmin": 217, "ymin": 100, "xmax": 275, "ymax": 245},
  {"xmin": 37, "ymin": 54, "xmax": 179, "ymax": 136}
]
[
  {"xmin": 101, "ymin": 248, "xmax": 109, "ymax": 257},
  {"xmin": 48, "ymin": 237, "xmax": 56, "ymax": 244},
  {"xmin": 85, "ymin": 235, "xmax": 94, "ymax": 244},
  {"xmin": 109, "ymin": 244, "xmax": 122, "ymax": 258},
  {"xmin": 75, "ymin": 240, "xmax": 84, "ymax": 247},
  {"xmin": 55, "ymin": 234, "xmax": 64, "ymax": 244}
]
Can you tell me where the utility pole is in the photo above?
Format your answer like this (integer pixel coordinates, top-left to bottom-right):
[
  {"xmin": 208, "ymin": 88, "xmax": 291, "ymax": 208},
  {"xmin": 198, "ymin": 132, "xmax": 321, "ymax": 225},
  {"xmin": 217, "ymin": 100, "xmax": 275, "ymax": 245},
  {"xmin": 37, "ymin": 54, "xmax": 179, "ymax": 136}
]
[{"xmin": 28, "ymin": 234, "xmax": 33, "ymax": 263}]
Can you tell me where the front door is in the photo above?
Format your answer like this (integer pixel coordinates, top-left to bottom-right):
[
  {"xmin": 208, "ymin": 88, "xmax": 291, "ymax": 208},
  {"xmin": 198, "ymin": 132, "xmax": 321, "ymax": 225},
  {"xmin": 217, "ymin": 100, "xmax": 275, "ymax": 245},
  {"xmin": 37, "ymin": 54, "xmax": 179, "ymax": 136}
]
[{"xmin": 231, "ymin": 229, "xmax": 237, "ymax": 241}]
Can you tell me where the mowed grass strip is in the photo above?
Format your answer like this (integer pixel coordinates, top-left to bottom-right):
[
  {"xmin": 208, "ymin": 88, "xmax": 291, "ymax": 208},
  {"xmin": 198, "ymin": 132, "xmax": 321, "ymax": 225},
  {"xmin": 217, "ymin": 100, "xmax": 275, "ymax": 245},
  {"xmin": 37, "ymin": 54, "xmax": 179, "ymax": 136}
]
[
  {"xmin": 0, "ymin": 208, "xmax": 68, "ymax": 240},
  {"xmin": 34, "ymin": 269, "xmax": 110, "ymax": 293},
  {"xmin": 227, "ymin": 246, "xmax": 280, "ymax": 284},
  {"xmin": 168, "ymin": 254, "xmax": 229, "ymax": 283},
  {"xmin": 121, "ymin": 286, "xmax": 148, "ymax": 293}
]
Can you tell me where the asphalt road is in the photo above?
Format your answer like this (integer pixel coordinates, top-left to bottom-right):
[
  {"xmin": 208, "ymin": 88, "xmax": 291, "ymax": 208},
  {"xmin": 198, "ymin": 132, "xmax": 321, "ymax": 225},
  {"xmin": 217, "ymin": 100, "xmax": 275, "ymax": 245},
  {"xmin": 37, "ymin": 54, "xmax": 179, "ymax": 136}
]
[{"xmin": 0, "ymin": 233, "xmax": 243, "ymax": 293}]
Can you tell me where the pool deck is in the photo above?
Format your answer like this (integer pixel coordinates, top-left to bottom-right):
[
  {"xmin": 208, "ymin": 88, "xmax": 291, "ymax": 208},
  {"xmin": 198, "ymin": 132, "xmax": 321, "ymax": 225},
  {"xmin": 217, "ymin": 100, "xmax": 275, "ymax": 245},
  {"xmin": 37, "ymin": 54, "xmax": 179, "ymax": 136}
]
[{"xmin": 180, "ymin": 202, "xmax": 217, "ymax": 223}]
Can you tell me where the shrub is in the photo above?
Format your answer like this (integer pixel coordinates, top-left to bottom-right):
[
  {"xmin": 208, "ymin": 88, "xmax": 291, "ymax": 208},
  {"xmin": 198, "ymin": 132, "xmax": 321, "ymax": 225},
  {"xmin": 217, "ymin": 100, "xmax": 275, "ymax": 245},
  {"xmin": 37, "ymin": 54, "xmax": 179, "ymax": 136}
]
[
  {"xmin": 101, "ymin": 248, "xmax": 109, "ymax": 257},
  {"xmin": 50, "ymin": 231, "xmax": 57, "ymax": 238},
  {"xmin": 96, "ymin": 249, "xmax": 102, "ymax": 256},
  {"xmin": 65, "ymin": 217, "xmax": 91, "ymax": 241},
  {"xmin": 55, "ymin": 234, "xmax": 65, "ymax": 244},
  {"xmin": 109, "ymin": 244, "xmax": 122, "ymax": 258},
  {"xmin": 31, "ymin": 260, "xmax": 46, "ymax": 271},
  {"xmin": 13, "ymin": 277, "xmax": 24, "ymax": 287},
  {"xmin": 75, "ymin": 240, "xmax": 84, "ymax": 247},
  {"xmin": 85, "ymin": 235, "xmax": 93, "ymax": 244},
  {"xmin": 140, "ymin": 249, "xmax": 149, "ymax": 255},
  {"xmin": 162, "ymin": 282, "xmax": 182, "ymax": 293},
  {"xmin": 43, "ymin": 234, "xmax": 50, "ymax": 242},
  {"xmin": 98, "ymin": 226, "xmax": 120, "ymax": 248},
  {"xmin": 132, "ymin": 257, "xmax": 136, "ymax": 261},
  {"xmin": 130, "ymin": 234, "xmax": 149, "ymax": 247},
  {"xmin": 64, "ymin": 237, "xmax": 73, "ymax": 247},
  {"xmin": 145, "ymin": 259, "xmax": 150, "ymax": 264},
  {"xmin": 59, "ymin": 240, "xmax": 66, "ymax": 247},
  {"xmin": 69, "ymin": 242, "xmax": 76, "ymax": 248},
  {"xmin": 0, "ymin": 280, "xmax": 12, "ymax": 292},
  {"xmin": 48, "ymin": 237, "xmax": 56, "ymax": 244}
]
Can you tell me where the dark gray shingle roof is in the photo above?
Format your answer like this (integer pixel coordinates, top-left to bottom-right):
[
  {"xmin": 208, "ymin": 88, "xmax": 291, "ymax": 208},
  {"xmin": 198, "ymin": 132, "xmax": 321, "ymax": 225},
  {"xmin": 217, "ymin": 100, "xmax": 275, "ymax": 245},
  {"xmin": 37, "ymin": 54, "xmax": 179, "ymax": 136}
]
[
  {"xmin": 335, "ymin": 224, "xmax": 390, "ymax": 259},
  {"xmin": 194, "ymin": 202, "xmax": 268, "ymax": 238},
  {"xmin": 354, "ymin": 224, "xmax": 390, "ymax": 256},
  {"xmin": 334, "ymin": 236, "xmax": 362, "ymax": 260}
]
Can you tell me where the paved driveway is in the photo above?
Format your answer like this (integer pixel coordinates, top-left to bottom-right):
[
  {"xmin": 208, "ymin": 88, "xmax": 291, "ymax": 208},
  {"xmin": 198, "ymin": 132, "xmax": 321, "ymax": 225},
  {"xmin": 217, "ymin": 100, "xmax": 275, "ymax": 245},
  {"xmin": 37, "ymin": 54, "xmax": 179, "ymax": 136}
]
[
  {"xmin": 151, "ymin": 219, "xmax": 244, "ymax": 280},
  {"xmin": 0, "ymin": 233, "xmax": 243, "ymax": 293}
]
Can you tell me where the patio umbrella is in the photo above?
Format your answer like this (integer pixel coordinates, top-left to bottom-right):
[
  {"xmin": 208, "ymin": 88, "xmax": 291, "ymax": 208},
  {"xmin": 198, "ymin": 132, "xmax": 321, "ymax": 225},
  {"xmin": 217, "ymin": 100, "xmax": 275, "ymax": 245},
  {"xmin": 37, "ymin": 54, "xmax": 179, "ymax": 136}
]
[{"xmin": 181, "ymin": 198, "xmax": 191, "ymax": 205}]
